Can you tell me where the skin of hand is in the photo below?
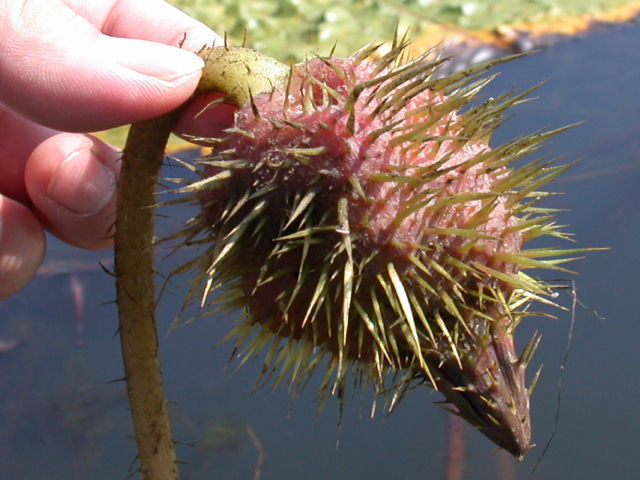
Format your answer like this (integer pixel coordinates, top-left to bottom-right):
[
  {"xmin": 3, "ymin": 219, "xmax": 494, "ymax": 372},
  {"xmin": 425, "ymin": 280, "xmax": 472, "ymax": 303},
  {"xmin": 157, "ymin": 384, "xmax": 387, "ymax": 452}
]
[{"xmin": 0, "ymin": 0, "xmax": 235, "ymax": 299}]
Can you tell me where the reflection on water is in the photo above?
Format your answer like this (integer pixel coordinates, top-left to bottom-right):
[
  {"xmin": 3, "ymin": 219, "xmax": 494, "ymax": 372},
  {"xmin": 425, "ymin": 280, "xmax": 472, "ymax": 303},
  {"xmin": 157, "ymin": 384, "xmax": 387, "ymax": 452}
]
[{"xmin": 1, "ymin": 22, "xmax": 639, "ymax": 480}]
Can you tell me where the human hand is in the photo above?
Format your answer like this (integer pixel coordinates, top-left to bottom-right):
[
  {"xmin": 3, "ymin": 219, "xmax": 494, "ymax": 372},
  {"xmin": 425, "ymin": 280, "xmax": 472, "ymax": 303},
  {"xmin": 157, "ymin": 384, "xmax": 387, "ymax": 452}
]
[{"xmin": 0, "ymin": 0, "xmax": 226, "ymax": 299}]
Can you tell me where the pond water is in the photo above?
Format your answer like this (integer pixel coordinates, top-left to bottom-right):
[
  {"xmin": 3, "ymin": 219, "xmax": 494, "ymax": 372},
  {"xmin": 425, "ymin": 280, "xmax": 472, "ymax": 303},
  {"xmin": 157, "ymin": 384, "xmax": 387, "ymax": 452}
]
[{"xmin": 1, "ymin": 21, "xmax": 639, "ymax": 480}]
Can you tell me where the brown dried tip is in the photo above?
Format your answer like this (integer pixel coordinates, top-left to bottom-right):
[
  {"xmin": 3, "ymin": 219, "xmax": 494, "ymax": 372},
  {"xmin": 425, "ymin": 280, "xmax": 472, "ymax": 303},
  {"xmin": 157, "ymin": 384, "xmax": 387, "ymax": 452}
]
[
  {"xmin": 169, "ymin": 42, "xmax": 586, "ymax": 457},
  {"xmin": 436, "ymin": 321, "xmax": 534, "ymax": 458}
]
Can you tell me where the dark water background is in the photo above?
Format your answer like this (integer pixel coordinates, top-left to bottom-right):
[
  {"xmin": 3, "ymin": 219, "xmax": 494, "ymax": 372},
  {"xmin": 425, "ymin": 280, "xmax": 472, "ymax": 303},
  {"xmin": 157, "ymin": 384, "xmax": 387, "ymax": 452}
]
[{"xmin": 1, "ymin": 21, "xmax": 639, "ymax": 480}]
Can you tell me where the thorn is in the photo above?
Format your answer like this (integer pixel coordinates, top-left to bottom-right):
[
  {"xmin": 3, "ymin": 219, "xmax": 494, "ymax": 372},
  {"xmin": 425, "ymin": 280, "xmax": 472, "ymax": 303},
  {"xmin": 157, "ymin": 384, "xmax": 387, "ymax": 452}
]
[
  {"xmin": 528, "ymin": 364, "xmax": 543, "ymax": 395},
  {"xmin": 249, "ymin": 88, "xmax": 260, "ymax": 119},
  {"xmin": 518, "ymin": 331, "xmax": 542, "ymax": 368}
]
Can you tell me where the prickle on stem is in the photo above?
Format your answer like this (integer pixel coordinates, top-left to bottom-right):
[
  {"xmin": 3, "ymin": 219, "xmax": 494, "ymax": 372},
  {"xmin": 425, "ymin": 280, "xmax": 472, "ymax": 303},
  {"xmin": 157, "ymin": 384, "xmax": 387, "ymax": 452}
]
[{"xmin": 170, "ymin": 41, "xmax": 588, "ymax": 458}]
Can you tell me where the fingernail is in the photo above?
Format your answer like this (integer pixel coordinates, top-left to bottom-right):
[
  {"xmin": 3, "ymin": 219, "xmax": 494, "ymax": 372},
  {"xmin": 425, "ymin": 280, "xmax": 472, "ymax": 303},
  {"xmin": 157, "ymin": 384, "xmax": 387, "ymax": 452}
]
[
  {"xmin": 108, "ymin": 37, "xmax": 204, "ymax": 82},
  {"xmin": 47, "ymin": 148, "xmax": 116, "ymax": 216}
]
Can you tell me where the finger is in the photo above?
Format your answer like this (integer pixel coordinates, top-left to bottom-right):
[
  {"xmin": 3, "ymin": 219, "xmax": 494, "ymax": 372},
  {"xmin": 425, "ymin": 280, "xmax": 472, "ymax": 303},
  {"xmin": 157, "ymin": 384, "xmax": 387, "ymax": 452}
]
[
  {"xmin": 25, "ymin": 133, "xmax": 120, "ymax": 250},
  {"xmin": 0, "ymin": 102, "xmax": 60, "ymax": 204},
  {"xmin": 0, "ymin": 194, "xmax": 46, "ymax": 299},
  {"xmin": 0, "ymin": 0, "xmax": 221, "ymax": 132},
  {"xmin": 173, "ymin": 92, "xmax": 239, "ymax": 144}
]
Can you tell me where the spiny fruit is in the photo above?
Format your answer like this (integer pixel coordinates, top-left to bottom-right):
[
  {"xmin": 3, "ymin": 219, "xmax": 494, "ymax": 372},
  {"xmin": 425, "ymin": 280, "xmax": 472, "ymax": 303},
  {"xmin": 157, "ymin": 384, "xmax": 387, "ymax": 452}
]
[{"xmin": 171, "ymin": 41, "xmax": 583, "ymax": 458}]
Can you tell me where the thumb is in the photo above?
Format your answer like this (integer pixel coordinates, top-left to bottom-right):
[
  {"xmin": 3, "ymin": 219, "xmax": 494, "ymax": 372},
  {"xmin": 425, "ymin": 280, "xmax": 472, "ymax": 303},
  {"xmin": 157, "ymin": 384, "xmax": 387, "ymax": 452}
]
[{"xmin": 0, "ymin": 0, "xmax": 207, "ymax": 132}]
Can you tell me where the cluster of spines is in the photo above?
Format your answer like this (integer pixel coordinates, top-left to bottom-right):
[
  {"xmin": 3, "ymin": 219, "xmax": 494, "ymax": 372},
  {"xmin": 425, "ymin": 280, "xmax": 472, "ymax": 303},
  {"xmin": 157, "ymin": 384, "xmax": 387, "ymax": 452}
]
[{"xmin": 167, "ymin": 41, "xmax": 586, "ymax": 413}]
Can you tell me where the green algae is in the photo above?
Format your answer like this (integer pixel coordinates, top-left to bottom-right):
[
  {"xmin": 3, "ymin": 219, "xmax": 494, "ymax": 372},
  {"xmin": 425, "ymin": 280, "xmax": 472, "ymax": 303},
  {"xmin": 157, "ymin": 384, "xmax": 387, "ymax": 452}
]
[{"xmin": 171, "ymin": 0, "xmax": 640, "ymax": 61}]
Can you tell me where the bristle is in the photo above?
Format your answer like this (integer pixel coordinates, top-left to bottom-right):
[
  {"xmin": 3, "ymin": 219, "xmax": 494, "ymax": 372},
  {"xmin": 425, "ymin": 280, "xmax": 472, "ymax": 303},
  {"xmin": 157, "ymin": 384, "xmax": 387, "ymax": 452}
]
[
  {"xmin": 519, "ymin": 331, "xmax": 543, "ymax": 368},
  {"xmin": 528, "ymin": 365, "xmax": 544, "ymax": 395}
]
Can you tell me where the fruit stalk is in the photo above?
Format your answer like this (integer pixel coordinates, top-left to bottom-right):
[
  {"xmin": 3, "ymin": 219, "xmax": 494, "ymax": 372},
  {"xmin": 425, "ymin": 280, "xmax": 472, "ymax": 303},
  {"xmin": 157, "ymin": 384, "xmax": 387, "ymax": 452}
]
[
  {"xmin": 115, "ymin": 46, "xmax": 287, "ymax": 480},
  {"xmin": 115, "ymin": 112, "xmax": 180, "ymax": 480}
]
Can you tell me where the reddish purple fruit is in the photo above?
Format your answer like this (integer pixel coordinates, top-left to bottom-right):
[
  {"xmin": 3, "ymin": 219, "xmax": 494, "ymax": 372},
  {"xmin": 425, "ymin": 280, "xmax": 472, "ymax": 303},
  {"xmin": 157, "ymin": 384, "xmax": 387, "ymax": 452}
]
[{"xmin": 174, "ymin": 43, "xmax": 583, "ymax": 458}]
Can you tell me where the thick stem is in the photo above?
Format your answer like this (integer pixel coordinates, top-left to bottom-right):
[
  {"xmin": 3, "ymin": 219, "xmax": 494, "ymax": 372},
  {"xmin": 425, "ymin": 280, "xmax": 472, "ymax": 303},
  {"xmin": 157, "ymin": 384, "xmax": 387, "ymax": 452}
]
[
  {"xmin": 115, "ymin": 113, "xmax": 180, "ymax": 480},
  {"xmin": 114, "ymin": 46, "xmax": 288, "ymax": 480},
  {"xmin": 115, "ymin": 47, "xmax": 289, "ymax": 480}
]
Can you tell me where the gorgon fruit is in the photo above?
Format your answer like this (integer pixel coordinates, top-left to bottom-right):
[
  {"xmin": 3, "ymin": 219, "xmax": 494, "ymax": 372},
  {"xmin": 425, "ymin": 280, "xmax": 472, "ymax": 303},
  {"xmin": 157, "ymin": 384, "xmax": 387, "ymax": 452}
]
[{"xmin": 171, "ymin": 42, "xmax": 583, "ymax": 458}]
